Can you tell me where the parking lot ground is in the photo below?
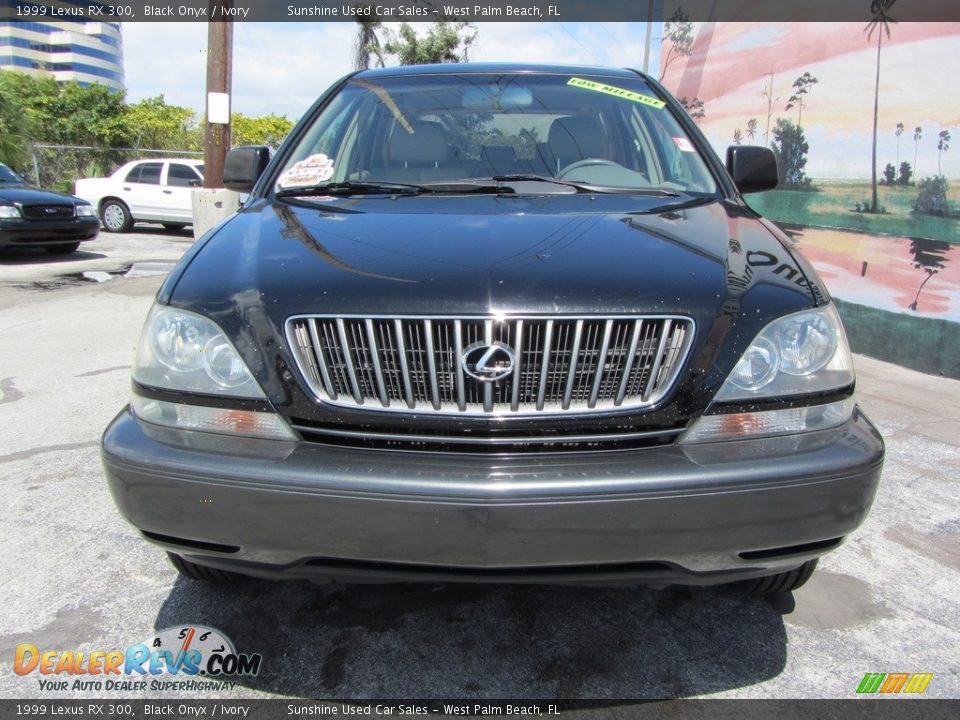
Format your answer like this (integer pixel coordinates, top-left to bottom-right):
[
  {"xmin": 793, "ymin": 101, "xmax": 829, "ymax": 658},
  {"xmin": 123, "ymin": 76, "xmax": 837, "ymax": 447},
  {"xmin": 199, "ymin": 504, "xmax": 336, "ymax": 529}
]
[{"xmin": 0, "ymin": 229, "xmax": 958, "ymax": 701}]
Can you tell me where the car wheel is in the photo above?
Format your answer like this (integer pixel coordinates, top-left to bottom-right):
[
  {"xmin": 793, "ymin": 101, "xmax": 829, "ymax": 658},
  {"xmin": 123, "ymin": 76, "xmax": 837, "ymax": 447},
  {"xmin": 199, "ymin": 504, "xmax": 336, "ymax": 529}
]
[
  {"xmin": 743, "ymin": 559, "xmax": 818, "ymax": 596},
  {"xmin": 44, "ymin": 242, "xmax": 81, "ymax": 255},
  {"xmin": 101, "ymin": 199, "xmax": 132, "ymax": 233},
  {"xmin": 162, "ymin": 223, "xmax": 187, "ymax": 232},
  {"xmin": 166, "ymin": 552, "xmax": 244, "ymax": 583}
]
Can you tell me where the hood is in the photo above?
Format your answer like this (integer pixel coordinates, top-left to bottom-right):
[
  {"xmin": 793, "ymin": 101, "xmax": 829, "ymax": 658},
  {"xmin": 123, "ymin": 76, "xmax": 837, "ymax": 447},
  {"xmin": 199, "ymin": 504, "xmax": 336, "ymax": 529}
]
[
  {"xmin": 171, "ymin": 195, "xmax": 813, "ymax": 322},
  {"xmin": 0, "ymin": 183, "xmax": 83, "ymax": 205}
]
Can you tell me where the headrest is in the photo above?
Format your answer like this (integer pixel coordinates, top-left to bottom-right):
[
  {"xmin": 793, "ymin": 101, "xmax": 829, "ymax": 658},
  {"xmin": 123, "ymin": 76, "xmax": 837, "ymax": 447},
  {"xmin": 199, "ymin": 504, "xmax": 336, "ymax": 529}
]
[
  {"xmin": 548, "ymin": 116, "xmax": 605, "ymax": 163},
  {"xmin": 389, "ymin": 121, "xmax": 449, "ymax": 166}
]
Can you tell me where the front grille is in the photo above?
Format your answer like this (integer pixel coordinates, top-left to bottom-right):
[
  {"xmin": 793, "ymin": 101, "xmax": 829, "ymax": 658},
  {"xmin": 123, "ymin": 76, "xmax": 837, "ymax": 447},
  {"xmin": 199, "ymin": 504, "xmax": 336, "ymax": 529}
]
[
  {"xmin": 21, "ymin": 204, "xmax": 75, "ymax": 219},
  {"xmin": 287, "ymin": 315, "xmax": 694, "ymax": 417}
]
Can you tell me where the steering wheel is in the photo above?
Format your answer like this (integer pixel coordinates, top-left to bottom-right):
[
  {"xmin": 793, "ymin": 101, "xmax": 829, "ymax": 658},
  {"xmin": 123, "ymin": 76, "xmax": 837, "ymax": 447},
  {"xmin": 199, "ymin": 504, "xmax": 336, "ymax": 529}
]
[{"xmin": 556, "ymin": 158, "xmax": 625, "ymax": 178}]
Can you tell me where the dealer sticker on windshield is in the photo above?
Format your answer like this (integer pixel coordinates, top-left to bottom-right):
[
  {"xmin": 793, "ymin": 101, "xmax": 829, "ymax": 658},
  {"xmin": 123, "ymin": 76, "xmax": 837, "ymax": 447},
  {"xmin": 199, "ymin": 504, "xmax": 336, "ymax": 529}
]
[
  {"xmin": 567, "ymin": 77, "xmax": 666, "ymax": 109},
  {"xmin": 277, "ymin": 153, "xmax": 335, "ymax": 188}
]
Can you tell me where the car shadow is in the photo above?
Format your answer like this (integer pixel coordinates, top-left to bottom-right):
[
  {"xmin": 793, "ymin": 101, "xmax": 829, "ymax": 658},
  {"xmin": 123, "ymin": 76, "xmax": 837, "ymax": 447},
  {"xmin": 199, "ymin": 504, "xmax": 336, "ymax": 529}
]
[
  {"xmin": 0, "ymin": 248, "xmax": 106, "ymax": 264},
  {"xmin": 134, "ymin": 223, "xmax": 195, "ymax": 238},
  {"xmin": 154, "ymin": 578, "xmax": 788, "ymax": 699}
]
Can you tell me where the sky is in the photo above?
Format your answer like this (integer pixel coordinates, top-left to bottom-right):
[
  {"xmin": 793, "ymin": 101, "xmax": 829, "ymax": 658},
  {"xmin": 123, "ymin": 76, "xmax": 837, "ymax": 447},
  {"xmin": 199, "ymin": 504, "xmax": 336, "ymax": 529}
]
[{"xmin": 121, "ymin": 22, "xmax": 659, "ymax": 122}]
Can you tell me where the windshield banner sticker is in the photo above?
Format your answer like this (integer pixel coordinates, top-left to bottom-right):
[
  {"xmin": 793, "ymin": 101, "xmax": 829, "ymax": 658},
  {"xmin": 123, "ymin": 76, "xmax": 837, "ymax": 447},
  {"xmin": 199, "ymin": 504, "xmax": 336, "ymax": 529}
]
[
  {"xmin": 277, "ymin": 154, "xmax": 335, "ymax": 188},
  {"xmin": 567, "ymin": 77, "xmax": 666, "ymax": 109}
]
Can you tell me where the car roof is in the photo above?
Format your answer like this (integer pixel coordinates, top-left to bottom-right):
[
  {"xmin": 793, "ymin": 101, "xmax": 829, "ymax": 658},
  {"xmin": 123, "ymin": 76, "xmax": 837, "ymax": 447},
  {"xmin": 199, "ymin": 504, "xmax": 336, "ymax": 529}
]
[
  {"xmin": 127, "ymin": 158, "xmax": 203, "ymax": 165},
  {"xmin": 352, "ymin": 63, "xmax": 644, "ymax": 81}
]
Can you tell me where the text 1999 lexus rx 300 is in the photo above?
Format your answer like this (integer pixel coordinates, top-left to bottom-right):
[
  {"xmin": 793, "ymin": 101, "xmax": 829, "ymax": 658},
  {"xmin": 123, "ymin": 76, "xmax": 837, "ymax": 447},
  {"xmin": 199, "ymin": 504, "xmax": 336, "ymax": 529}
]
[{"xmin": 101, "ymin": 65, "xmax": 884, "ymax": 595}]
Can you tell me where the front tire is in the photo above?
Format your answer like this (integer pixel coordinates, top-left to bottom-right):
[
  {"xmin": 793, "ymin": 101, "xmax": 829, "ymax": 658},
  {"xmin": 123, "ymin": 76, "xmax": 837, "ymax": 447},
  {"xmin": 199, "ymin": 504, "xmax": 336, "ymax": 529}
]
[
  {"xmin": 44, "ymin": 242, "xmax": 81, "ymax": 255},
  {"xmin": 167, "ymin": 552, "xmax": 244, "ymax": 583},
  {"xmin": 101, "ymin": 199, "xmax": 132, "ymax": 233},
  {"xmin": 743, "ymin": 559, "xmax": 818, "ymax": 596}
]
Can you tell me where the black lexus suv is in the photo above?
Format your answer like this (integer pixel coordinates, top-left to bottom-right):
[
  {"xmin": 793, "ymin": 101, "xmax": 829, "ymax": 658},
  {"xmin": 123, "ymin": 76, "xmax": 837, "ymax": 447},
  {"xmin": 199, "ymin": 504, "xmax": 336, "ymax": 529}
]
[{"xmin": 101, "ymin": 64, "xmax": 884, "ymax": 595}]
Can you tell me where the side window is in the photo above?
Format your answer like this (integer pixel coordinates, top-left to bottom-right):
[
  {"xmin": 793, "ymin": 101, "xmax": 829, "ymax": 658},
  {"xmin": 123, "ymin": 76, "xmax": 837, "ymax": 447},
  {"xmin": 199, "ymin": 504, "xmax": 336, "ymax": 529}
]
[
  {"xmin": 166, "ymin": 163, "xmax": 201, "ymax": 187},
  {"xmin": 124, "ymin": 165, "xmax": 142, "ymax": 183},
  {"xmin": 131, "ymin": 162, "xmax": 162, "ymax": 185}
]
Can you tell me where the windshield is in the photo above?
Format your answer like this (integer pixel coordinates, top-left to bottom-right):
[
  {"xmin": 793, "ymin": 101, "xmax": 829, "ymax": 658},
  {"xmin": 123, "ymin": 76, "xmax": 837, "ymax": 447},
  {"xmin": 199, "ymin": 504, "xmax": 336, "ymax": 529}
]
[
  {"xmin": 274, "ymin": 72, "xmax": 718, "ymax": 196},
  {"xmin": 0, "ymin": 164, "xmax": 25, "ymax": 183}
]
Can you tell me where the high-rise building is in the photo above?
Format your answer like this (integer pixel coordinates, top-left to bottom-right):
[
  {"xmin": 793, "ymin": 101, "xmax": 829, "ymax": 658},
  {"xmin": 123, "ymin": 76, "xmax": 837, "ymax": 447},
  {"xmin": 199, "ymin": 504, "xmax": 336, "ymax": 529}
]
[{"xmin": 0, "ymin": 20, "xmax": 124, "ymax": 91}]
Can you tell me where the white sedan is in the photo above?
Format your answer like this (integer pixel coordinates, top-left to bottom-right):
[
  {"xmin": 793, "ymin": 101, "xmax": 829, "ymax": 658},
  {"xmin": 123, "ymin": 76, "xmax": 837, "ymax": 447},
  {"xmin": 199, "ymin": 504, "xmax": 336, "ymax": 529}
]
[{"xmin": 74, "ymin": 158, "xmax": 204, "ymax": 232}]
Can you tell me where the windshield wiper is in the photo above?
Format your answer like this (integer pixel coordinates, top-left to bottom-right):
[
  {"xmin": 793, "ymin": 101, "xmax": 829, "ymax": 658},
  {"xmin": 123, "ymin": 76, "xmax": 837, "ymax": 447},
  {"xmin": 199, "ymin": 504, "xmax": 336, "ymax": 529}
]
[
  {"xmin": 275, "ymin": 181, "xmax": 427, "ymax": 198},
  {"xmin": 491, "ymin": 174, "xmax": 682, "ymax": 196}
]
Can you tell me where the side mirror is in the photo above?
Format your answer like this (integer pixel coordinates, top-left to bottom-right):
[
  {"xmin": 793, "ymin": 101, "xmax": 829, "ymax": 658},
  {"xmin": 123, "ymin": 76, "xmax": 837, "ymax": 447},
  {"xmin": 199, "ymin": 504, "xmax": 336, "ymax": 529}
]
[
  {"xmin": 726, "ymin": 146, "xmax": 778, "ymax": 194},
  {"xmin": 223, "ymin": 146, "xmax": 271, "ymax": 193}
]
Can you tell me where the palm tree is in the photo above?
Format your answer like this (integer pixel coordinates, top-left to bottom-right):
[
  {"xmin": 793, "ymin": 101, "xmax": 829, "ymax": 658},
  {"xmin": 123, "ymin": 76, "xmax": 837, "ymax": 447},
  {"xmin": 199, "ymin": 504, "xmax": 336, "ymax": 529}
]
[
  {"xmin": 353, "ymin": 15, "xmax": 385, "ymax": 71},
  {"xmin": 895, "ymin": 122, "xmax": 904, "ymax": 167},
  {"xmin": 733, "ymin": 129, "xmax": 743, "ymax": 145},
  {"xmin": 938, "ymin": 130, "xmax": 951, "ymax": 176},
  {"xmin": 913, "ymin": 126, "xmax": 922, "ymax": 177},
  {"xmin": 865, "ymin": 1, "xmax": 897, "ymax": 214},
  {"xmin": 746, "ymin": 118, "xmax": 758, "ymax": 144}
]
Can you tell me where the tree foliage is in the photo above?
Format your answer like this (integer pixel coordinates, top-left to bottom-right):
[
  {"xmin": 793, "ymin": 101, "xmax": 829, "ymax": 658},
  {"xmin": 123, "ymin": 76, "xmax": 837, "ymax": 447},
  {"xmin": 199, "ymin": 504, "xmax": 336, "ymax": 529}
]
[
  {"xmin": 354, "ymin": 14, "xmax": 386, "ymax": 70},
  {"xmin": 914, "ymin": 175, "xmax": 949, "ymax": 216},
  {"xmin": 384, "ymin": 22, "xmax": 476, "ymax": 65},
  {"xmin": 125, "ymin": 96, "xmax": 200, "ymax": 151},
  {"xmin": 898, "ymin": 161, "xmax": 912, "ymax": 185},
  {"xmin": 785, "ymin": 72, "xmax": 817, "ymax": 126},
  {"xmin": 678, "ymin": 96, "xmax": 705, "ymax": 122},
  {"xmin": 659, "ymin": 9, "xmax": 694, "ymax": 81},
  {"xmin": 231, "ymin": 113, "xmax": 293, "ymax": 149},
  {"xmin": 769, "ymin": 118, "xmax": 811, "ymax": 189}
]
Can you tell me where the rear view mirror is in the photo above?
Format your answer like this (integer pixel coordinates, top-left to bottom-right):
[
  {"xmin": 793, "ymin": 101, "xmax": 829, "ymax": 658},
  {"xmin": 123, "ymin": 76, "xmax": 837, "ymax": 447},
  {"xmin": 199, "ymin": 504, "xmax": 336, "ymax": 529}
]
[
  {"xmin": 726, "ymin": 146, "xmax": 778, "ymax": 194},
  {"xmin": 224, "ymin": 146, "xmax": 271, "ymax": 193},
  {"xmin": 463, "ymin": 85, "xmax": 533, "ymax": 109}
]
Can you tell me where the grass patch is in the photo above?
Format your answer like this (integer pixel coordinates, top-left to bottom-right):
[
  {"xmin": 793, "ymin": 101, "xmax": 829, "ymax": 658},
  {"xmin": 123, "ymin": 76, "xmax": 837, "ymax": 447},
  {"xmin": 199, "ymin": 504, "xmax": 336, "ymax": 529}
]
[{"xmin": 746, "ymin": 181, "xmax": 960, "ymax": 244}]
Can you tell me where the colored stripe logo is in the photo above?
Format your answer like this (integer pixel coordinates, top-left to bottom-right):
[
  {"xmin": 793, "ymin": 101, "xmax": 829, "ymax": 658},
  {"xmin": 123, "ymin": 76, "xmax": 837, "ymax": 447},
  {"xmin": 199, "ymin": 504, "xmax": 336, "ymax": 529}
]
[{"xmin": 857, "ymin": 673, "xmax": 933, "ymax": 694}]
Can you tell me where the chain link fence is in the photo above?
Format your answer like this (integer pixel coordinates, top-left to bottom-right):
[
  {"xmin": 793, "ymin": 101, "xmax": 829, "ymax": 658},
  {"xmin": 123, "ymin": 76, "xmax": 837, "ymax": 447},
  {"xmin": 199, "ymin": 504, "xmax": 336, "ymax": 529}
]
[{"xmin": 27, "ymin": 144, "xmax": 202, "ymax": 193}]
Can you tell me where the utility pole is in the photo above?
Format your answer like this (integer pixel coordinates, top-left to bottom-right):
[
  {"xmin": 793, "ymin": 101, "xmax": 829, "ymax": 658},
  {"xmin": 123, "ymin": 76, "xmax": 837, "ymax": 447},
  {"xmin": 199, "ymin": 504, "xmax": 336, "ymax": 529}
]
[
  {"xmin": 642, "ymin": 0, "xmax": 654, "ymax": 74},
  {"xmin": 203, "ymin": 0, "xmax": 233, "ymax": 189}
]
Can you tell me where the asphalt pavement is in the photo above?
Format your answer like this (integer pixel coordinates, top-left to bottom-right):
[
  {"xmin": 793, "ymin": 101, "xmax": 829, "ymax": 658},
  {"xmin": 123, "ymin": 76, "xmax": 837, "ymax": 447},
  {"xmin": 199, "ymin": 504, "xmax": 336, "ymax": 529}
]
[{"xmin": 0, "ymin": 227, "xmax": 957, "ymax": 701}]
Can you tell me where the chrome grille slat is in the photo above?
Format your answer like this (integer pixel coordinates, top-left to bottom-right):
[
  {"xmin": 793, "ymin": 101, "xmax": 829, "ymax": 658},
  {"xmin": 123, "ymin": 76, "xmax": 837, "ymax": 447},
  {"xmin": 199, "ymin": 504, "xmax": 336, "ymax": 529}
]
[{"xmin": 287, "ymin": 315, "xmax": 694, "ymax": 417}]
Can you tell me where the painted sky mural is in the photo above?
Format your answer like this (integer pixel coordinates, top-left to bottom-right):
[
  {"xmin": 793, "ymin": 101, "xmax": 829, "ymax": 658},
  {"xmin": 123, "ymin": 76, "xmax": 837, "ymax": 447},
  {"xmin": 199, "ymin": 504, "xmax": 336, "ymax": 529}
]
[{"xmin": 661, "ymin": 21, "xmax": 959, "ymax": 377}]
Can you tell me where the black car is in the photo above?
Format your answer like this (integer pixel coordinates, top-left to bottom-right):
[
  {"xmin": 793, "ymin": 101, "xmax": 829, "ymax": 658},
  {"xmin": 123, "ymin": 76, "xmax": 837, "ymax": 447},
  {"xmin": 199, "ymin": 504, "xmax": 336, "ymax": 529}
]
[
  {"xmin": 102, "ymin": 65, "xmax": 884, "ymax": 595},
  {"xmin": 0, "ymin": 163, "xmax": 100, "ymax": 254}
]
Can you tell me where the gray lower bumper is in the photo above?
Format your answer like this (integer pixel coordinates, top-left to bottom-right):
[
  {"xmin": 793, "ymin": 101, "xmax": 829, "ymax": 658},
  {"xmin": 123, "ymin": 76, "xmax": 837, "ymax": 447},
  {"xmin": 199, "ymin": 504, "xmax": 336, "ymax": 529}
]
[{"xmin": 101, "ymin": 407, "xmax": 884, "ymax": 585}]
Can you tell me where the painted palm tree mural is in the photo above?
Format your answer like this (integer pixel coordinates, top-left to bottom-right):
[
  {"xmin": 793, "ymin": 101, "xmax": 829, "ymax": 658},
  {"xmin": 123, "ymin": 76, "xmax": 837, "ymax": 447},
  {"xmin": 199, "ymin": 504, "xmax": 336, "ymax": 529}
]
[
  {"xmin": 866, "ymin": 0, "xmax": 897, "ymax": 214},
  {"xmin": 914, "ymin": 126, "xmax": 922, "ymax": 176},
  {"xmin": 658, "ymin": 16, "xmax": 959, "ymax": 377}
]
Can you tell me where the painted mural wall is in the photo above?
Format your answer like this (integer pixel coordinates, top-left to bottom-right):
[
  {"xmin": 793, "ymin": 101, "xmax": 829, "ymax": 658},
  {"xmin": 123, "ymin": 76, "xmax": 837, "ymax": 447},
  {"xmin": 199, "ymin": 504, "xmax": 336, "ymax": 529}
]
[{"xmin": 661, "ymin": 21, "xmax": 960, "ymax": 378}]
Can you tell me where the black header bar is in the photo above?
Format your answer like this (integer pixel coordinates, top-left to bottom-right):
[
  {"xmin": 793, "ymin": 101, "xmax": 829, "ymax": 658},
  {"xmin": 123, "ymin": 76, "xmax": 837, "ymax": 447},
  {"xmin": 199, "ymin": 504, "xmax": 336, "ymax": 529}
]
[{"xmin": 2, "ymin": 0, "xmax": 959, "ymax": 23}]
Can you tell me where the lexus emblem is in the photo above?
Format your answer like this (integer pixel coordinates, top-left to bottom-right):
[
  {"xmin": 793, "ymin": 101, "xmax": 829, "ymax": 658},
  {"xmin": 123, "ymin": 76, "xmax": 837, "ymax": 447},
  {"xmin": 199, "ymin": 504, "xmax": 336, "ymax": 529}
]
[{"xmin": 461, "ymin": 342, "xmax": 516, "ymax": 382}]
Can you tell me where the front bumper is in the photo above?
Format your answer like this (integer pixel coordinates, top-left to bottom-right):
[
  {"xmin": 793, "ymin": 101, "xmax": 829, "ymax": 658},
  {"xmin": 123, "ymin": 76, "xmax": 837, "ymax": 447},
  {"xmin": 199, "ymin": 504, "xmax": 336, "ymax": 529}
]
[
  {"xmin": 0, "ymin": 217, "xmax": 100, "ymax": 247},
  {"xmin": 101, "ymin": 407, "xmax": 884, "ymax": 586}
]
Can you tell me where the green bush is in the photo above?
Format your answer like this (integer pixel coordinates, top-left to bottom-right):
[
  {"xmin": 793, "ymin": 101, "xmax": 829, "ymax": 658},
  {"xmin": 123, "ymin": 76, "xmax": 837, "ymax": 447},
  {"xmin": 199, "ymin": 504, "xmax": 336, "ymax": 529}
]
[{"xmin": 913, "ymin": 176, "xmax": 949, "ymax": 216}]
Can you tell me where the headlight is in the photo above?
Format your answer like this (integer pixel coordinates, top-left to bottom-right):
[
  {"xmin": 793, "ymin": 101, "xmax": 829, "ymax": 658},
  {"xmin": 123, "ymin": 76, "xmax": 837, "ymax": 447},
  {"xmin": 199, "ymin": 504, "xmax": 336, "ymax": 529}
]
[
  {"xmin": 0, "ymin": 205, "xmax": 21, "ymax": 218},
  {"xmin": 75, "ymin": 204, "xmax": 96, "ymax": 217},
  {"xmin": 131, "ymin": 305, "xmax": 296, "ymax": 440},
  {"xmin": 134, "ymin": 305, "xmax": 264, "ymax": 397},
  {"xmin": 680, "ymin": 304, "xmax": 856, "ymax": 444},
  {"xmin": 715, "ymin": 304, "xmax": 854, "ymax": 401}
]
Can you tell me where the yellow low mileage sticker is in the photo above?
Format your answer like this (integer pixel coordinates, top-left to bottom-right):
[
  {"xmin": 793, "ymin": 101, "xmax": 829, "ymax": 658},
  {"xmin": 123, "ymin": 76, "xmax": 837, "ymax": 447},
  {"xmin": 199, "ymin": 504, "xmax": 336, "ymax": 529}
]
[{"xmin": 567, "ymin": 77, "xmax": 666, "ymax": 109}]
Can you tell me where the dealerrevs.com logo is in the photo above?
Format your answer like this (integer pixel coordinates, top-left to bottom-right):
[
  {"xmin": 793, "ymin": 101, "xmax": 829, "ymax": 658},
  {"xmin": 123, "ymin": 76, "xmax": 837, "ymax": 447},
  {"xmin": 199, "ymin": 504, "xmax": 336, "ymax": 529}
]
[{"xmin": 14, "ymin": 625, "xmax": 262, "ymax": 692}]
